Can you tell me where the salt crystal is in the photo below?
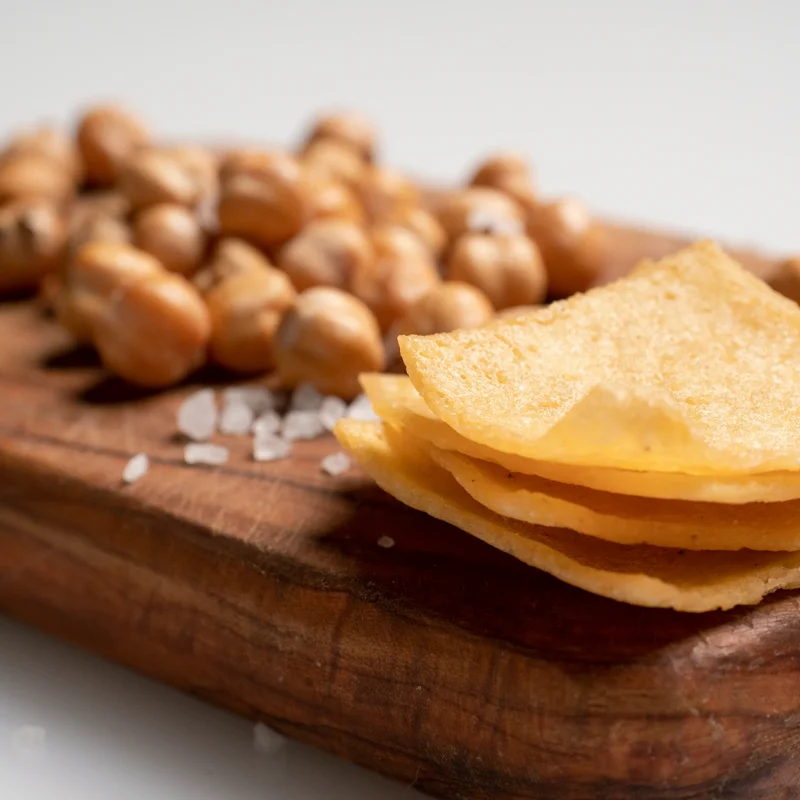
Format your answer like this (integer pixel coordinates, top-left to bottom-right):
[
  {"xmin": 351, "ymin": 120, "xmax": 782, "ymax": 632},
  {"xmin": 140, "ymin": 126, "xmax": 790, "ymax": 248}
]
[
  {"xmin": 377, "ymin": 536, "xmax": 395, "ymax": 549},
  {"xmin": 467, "ymin": 207, "xmax": 524, "ymax": 236},
  {"xmin": 289, "ymin": 382, "xmax": 325, "ymax": 411},
  {"xmin": 282, "ymin": 409, "xmax": 325, "ymax": 441},
  {"xmin": 319, "ymin": 396, "xmax": 348, "ymax": 431},
  {"xmin": 223, "ymin": 386, "xmax": 275, "ymax": 415},
  {"xmin": 347, "ymin": 394, "xmax": 379, "ymax": 421},
  {"xmin": 220, "ymin": 401, "xmax": 255, "ymax": 435},
  {"xmin": 11, "ymin": 725, "xmax": 47, "ymax": 762},
  {"xmin": 177, "ymin": 388, "xmax": 218, "ymax": 441},
  {"xmin": 253, "ymin": 722, "xmax": 286, "ymax": 755},
  {"xmin": 122, "ymin": 453, "xmax": 149, "ymax": 484},
  {"xmin": 253, "ymin": 432, "xmax": 291, "ymax": 462},
  {"xmin": 252, "ymin": 410, "xmax": 282, "ymax": 436},
  {"xmin": 184, "ymin": 443, "xmax": 229, "ymax": 466},
  {"xmin": 320, "ymin": 452, "xmax": 351, "ymax": 476}
]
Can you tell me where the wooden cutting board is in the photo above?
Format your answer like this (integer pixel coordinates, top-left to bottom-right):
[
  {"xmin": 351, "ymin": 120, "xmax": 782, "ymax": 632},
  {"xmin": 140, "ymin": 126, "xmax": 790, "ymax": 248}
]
[{"xmin": 1, "ymin": 222, "xmax": 799, "ymax": 800}]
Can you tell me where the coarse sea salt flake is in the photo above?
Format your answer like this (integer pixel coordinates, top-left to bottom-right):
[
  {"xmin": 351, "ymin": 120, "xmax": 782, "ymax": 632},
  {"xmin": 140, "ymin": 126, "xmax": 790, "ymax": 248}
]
[
  {"xmin": 290, "ymin": 382, "xmax": 325, "ymax": 411},
  {"xmin": 282, "ymin": 410, "xmax": 325, "ymax": 441},
  {"xmin": 319, "ymin": 396, "xmax": 348, "ymax": 431},
  {"xmin": 223, "ymin": 386, "xmax": 275, "ymax": 414},
  {"xmin": 184, "ymin": 443, "xmax": 229, "ymax": 466},
  {"xmin": 347, "ymin": 394, "xmax": 379, "ymax": 421},
  {"xmin": 122, "ymin": 453, "xmax": 149, "ymax": 484},
  {"xmin": 252, "ymin": 410, "xmax": 282, "ymax": 436},
  {"xmin": 253, "ymin": 433, "xmax": 291, "ymax": 462},
  {"xmin": 377, "ymin": 536, "xmax": 395, "ymax": 549},
  {"xmin": 253, "ymin": 722, "xmax": 286, "ymax": 755},
  {"xmin": 220, "ymin": 401, "xmax": 255, "ymax": 435},
  {"xmin": 320, "ymin": 451, "xmax": 351, "ymax": 476},
  {"xmin": 177, "ymin": 388, "xmax": 218, "ymax": 441}
]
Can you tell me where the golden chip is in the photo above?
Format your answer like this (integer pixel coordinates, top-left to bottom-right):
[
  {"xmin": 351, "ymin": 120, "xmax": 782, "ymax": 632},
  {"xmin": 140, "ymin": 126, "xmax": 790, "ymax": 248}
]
[
  {"xmin": 360, "ymin": 373, "xmax": 800, "ymax": 504},
  {"xmin": 334, "ymin": 419, "xmax": 800, "ymax": 612},
  {"xmin": 399, "ymin": 242, "xmax": 800, "ymax": 474}
]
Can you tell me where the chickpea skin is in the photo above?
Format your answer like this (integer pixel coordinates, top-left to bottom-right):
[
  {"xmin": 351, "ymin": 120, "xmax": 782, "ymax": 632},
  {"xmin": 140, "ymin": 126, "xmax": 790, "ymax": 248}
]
[
  {"xmin": 304, "ymin": 111, "xmax": 377, "ymax": 162},
  {"xmin": 382, "ymin": 205, "xmax": 446, "ymax": 260},
  {"xmin": 469, "ymin": 151, "xmax": 536, "ymax": 204},
  {"xmin": 308, "ymin": 178, "xmax": 365, "ymax": 224},
  {"xmin": 358, "ymin": 166, "xmax": 419, "ymax": 222},
  {"xmin": 350, "ymin": 224, "xmax": 440, "ymax": 331},
  {"xmin": 206, "ymin": 268, "xmax": 296, "ymax": 373},
  {"xmin": 526, "ymin": 196, "xmax": 604, "ymax": 298},
  {"xmin": 438, "ymin": 187, "xmax": 525, "ymax": 241},
  {"xmin": 303, "ymin": 138, "xmax": 366, "ymax": 189},
  {"xmin": 118, "ymin": 148, "xmax": 203, "ymax": 211},
  {"xmin": 447, "ymin": 232, "xmax": 547, "ymax": 310},
  {"xmin": 133, "ymin": 203, "xmax": 206, "ymax": 275},
  {"xmin": 278, "ymin": 219, "xmax": 373, "ymax": 292},
  {"xmin": 192, "ymin": 238, "xmax": 273, "ymax": 295},
  {"xmin": 396, "ymin": 281, "xmax": 494, "ymax": 337},
  {"xmin": 274, "ymin": 287, "xmax": 385, "ymax": 398},
  {"xmin": 76, "ymin": 104, "xmax": 150, "ymax": 186}
]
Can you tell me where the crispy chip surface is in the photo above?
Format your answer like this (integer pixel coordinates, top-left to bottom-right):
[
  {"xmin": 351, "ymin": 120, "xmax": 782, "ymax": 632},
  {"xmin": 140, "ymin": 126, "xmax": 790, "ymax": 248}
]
[
  {"xmin": 399, "ymin": 242, "xmax": 800, "ymax": 474},
  {"xmin": 360, "ymin": 373, "xmax": 800, "ymax": 504},
  {"xmin": 428, "ymin": 444, "xmax": 800, "ymax": 551},
  {"xmin": 334, "ymin": 419, "xmax": 800, "ymax": 612}
]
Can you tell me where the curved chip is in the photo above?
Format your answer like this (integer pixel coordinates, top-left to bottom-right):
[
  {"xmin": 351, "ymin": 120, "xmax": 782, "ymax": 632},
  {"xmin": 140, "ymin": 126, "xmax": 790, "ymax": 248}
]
[
  {"xmin": 333, "ymin": 419, "xmax": 800, "ymax": 612},
  {"xmin": 429, "ymin": 444, "xmax": 800, "ymax": 551},
  {"xmin": 360, "ymin": 373, "xmax": 800, "ymax": 504},
  {"xmin": 399, "ymin": 242, "xmax": 800, "ymax": 474}
]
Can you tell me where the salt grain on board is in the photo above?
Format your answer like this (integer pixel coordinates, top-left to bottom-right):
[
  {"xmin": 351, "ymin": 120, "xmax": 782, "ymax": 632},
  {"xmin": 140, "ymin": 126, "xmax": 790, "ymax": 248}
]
[
  {"xmin": 289, "ymin": 382, "xmax": 325, "ymax": 412},
  {"xmin": 252, "ymin": 410, "xmax": 282, "ymax": 437},
  {"xmin": 253, "ymin": 432, "xmax": 291, "ymax": 462},
  {"xmin": 184, "ymin": 443, "xmax": 229, "ymax": 466},
  {"xmin": 319, "ymin": 396, "xmax": 348, "ymax": 431},
  {"xmin": 177, "ymin": 388, "xmax": 218, "ymax": 441},
  {"xmin": 320, "ymin": 451, "xmax": 351, "ymax": 475},
  {"xmin": 122, "ymin": 453, "xmax": 149, "ymax": 484},
  {"xmin": 223, "ymin": 386, "xmax": 275, "ymax": 415},
  {"xmin": 220, "ymin": 401, "xmax": 254, "ymax": 435},
  {"xmin": 377, "ymin": 536, "xmax": 395, "ymax": 549},
  {"xmin": 346, "ymin": 394, "xmax": 379, "ymax": 421},
  {"xmin": 253, "ymin": 722, "xmax": 287, "ymax": 756},
  {"xmin": 282, "ymin": 409, "xmax": 325, "ymax": 441}
]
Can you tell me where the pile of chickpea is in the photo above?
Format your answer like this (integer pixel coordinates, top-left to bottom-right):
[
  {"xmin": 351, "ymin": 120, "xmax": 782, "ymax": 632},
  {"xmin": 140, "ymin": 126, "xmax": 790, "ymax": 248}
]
[{"xmin": 0, "ymin": 105, "xmax": 607, "ymax": 398}]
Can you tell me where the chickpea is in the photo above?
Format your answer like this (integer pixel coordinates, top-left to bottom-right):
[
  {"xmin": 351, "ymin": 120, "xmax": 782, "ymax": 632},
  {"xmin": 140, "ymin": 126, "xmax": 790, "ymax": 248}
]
[
  {"xmin": 68, "ymin": 213, "xmax": 131, "ymax": 259},
  {"xmin": 4, "ymin": 127, "xmax": 83, "ymax": 182},
  {"xmin": 278, "ymin": 219, "xmax": 372, "ymax": 292},
  {"xmin": 447, "ymin": 232, "xmax": 546, "ymax": 310},
  {"xmin": 382, "ymin": 205, "xmax": 446, "ymax": 260},
  {"xmin": 76, "ymin": 104, "xmax": 150, "ymax": 186},
  {"xmin": 118, "ymin": 148, "xmax": 202, "ymax": 211},
  {"xmin": 493, "ymin": 304, "xmax": 539, "ymax": 321},
  {"xmin": 0, "ymin": 153, "xmax": 75, "ymax": 205},
  {"xmin": 274, "ymin": 287, "xmax": 385, "ymax": 398},
  {"xmin": 768, "ymin": 257, "xmax": 800, "ymax": 304},
  {"xmin": 193, "ymin": 237, "xmax": 273, "ymax": 294},
  {"xmin": 218, "ymin": 150, "xmax": 313, "ymax": 246},
  {"xmin": 163, "ymin": 145, "xmax": 219, "ymax": 199},
  {"xmin": 526, "ymin": 197, "xmax": 604, "ymax": 298},
  {"xmin": 396, "ymin": 281, "xmax": 494, "ymax": 337},
  {"xmin": 304, "ymin": 111, "xmax": 377, "ymax": 162},
  {"xmin": 303, "ymin": 138, "xmax": 366, "ymax": 188},
  {"xmin": 133, "ymin": 203, "xmax": 206, "ymax": 275},
  {"xmin": 0, "ymin": 200, "xmax": 67, "ymax": 291},
  {"xmin": 468, "ymin": 151, "xmax": 536, "ymax": 204},
  {"xmin": 206, "ymin": 267, "xmax": 296, "ymax": 373},
  {"xmin": 438, "ymin": 188, "xmax": 526, "ymax": 244},
  {"xmin": 350, "ymin": 224, "xmax": 440, "ymax": 331},
  {"xmin": 358, "ymin": 166, "xmax": 419, "ymax": 222},
  {"xmin": 71, "ymin": 190, "xmax": 130, "ymax": 225},
  {"xmin": 308, "ymin": 177, "xmax": 364, "ymax": 224},
  {"xmin": 92, "ymin": 271, "xmax": 210, "ymax": 387}
]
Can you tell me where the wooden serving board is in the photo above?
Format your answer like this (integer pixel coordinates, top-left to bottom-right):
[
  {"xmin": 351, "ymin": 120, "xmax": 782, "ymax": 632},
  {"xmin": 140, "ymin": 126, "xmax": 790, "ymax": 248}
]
[{"xmin": 1, "ymin": 222, "xmax": 799, "ymax": 800}]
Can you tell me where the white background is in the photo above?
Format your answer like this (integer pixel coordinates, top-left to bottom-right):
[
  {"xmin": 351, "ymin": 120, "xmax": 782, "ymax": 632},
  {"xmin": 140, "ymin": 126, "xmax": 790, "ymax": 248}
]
[{"xmin": 1, "ymin": 1, "xmax": 799, "ymax": 798}]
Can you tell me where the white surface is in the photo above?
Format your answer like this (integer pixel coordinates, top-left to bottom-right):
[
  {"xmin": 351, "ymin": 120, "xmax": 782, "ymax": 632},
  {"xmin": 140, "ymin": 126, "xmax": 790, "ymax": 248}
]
[{"xmin": 1, "ymin": 1, "xmax": 799, "ymax": 798}]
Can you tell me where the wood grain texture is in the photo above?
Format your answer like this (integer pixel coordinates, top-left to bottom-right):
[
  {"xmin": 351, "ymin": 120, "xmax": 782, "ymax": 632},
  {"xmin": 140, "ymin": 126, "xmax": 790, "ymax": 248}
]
[{"xmin": 1, "ymin": 222, "xmax": 799, "ymax": 800}]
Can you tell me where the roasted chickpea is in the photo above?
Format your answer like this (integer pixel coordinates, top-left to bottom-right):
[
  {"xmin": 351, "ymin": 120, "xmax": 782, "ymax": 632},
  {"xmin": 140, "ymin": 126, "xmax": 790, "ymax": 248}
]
[
  {"xmin": 4, "ymin": 127, "xmax": 83, "ymax": 182},
  {"xmin": 469, "ymin": 151, "xmax": 536, "ymax": 204},
  {"xmin": 218, "ymin": 150, "xmax": 313, "ymax": 246},
  {"xmin": 304, "ymin": 111, "xmax": 377, "ymax": 162},
  {"xmin": 206, "ymin": 267, "xmax": 296, "ymax": 373},
  {"xmin": 358, "ymin": 166, "xmax": 419, "ymax": 222},
  {"xmin": 133, "ymin": 203, "xmax": 206, "ymax": 275},
  {"xmin": 768, "ymin": 257, "xmax": 800, "ymax": 304},
  {"xmin": 0, "ymin": 153, "xmax": 75, "ymax": 205},
  {"xmin": 0, "ymin": 200, "xmax": 67, "ymax": 291},
  {"xmin": 192, "ymin": 237, "xmax": 273, "ymax": 294},
  {"xmin": 163, "ymin": 145, "xmax": 219, "ymax": 199},
  {"xmin": 71, "ymin": 190, "xmax": 130, "ymax": 225},
  {"xmin": 118, "ymin": 148, "xmax": 202, "ymax": 211},
  {"xmin": 526, "ymin": 197, "xmax": 604, "ymax": 298},
  {"xmin": 68, "ymin": 213, "xmax": 131, "ymax": 258},
  {"xmin": 350, "ymin": 224, "xmax": 440, "ymax": 331},
  {"xmin": 493, "ymin": 304, "xmax": 539, "ymax": 321},
  {"xmin": 382, "ymin": 205, "xmax": 446, "ymax": 260},
  {"xmin": 438, "ymin": 187, "xmax": 525, "ymax": 242},
  {"xmin": 447, "ymin": 232, "xmax": 546, "ymax": 310},
  {"xmin": 308, "ymin": 178, "xmax": 364, "ymax": 224},
  {"xmin": 278, "ymin": 219, "xmax": 372, "ymax": 291},
  {"xmin": 303, "ymin": 138, "xmax": 366, "ymax": 190},
  {"xmin": 396, "ymin": 281, "xmax": 494, "ymax": 337},
  {"xmin": 76, "ymin": 104, "xmax": 150, "ymax": 186},
  {"xmin": 274, "ymin": 287, "xmax": 385, "ymax": 398},
  {"xmin": 92, "ymin": 271, "xmax": 210, "ymax": 387}
]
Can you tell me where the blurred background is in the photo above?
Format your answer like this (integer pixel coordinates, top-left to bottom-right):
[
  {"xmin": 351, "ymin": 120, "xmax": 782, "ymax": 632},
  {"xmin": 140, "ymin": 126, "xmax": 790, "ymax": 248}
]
[{"xmin": 1, "ymin": 0, "xmax": 798, "ymax": 798}]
